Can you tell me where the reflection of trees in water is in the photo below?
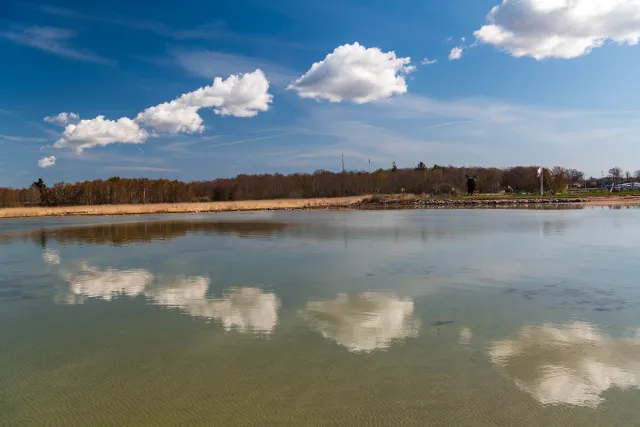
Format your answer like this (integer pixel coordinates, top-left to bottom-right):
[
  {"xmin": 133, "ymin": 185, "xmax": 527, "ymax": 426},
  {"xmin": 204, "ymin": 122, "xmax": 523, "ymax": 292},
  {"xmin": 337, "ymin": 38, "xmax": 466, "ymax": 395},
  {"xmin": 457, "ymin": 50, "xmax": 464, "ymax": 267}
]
[
  {"xmin": 1, "ymin": 221, "xmax": 289, "ymax": 246},
  {"xmin": 302, "ymin": 292, "xmax": 420, "ymax": 352},
  {"xmin": 541, "ymin": 220, "xmax": 568, "ymax": 237},
  {"xmin": 1, "ymin": 213, "xmax": 578, "ymax": 248},
  {"xmin": 489, "ymin": 322, "xmax": 640, "ymax": 408}
]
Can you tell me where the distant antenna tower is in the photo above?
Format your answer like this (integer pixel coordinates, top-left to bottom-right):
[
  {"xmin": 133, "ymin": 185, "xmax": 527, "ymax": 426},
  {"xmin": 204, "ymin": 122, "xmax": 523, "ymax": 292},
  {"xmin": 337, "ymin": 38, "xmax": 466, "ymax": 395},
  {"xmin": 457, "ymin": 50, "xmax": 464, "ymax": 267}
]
[{"xmin": 341, "ymin": 152, "xmax": 345, "ymax": 173}]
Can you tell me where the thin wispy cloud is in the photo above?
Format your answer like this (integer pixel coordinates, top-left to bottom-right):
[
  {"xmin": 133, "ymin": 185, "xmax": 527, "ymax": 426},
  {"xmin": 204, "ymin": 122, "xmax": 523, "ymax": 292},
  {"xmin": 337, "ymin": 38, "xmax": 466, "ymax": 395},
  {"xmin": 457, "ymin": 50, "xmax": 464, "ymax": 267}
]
[
  {"xmin": 105, "ymin": 166, "xmax": 181, "ymax": 173},
  {"xmin": 0, "ymin": 110, "xmax": 61, "ymax": 138},
  {"xmin": 39, "ymin": 5, "xmax": 312, "ymax": 51},
  {"xmin": 157, "ymin": 141, "xmax": 196, "ymax": 153},
  {"xmin": 275, "ymin": 93, "xmax": 640, "ymax": 175},
  {"xmin": 2, "ymin": 26, "xmax": 114, "ymax": 65},
  {"xmin": 174, "ymin": 50, "xmax": 296, "ymax": 88},
  {"xmin": 0, "ymin": 135, "xmax": 47, "ymax": 143},
  {"xmin": 205, "ymin": 133, "xmax": 291, "ymax": 148},
  {"xmin": 423, "ymin": 120, "xmax": 474, "ymax": 130},
  {"xmin": 39, "ymin": 6, "xmax": 175, "ymax": 36}
]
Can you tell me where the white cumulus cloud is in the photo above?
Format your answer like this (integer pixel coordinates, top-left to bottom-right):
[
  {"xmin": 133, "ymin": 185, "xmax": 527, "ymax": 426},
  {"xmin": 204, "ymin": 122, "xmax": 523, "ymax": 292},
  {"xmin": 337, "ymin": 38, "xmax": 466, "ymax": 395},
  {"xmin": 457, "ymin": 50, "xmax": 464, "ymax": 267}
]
[
  {"xmin": 135, "ymin": 69, "xmax": 272, "ymax": 134},
  {"xmin": 288, "ymin": 42, "xmax": 414, "ymax": 104},
  {"xmin": 43, "ymin": 112, "xmax": 79, "ymax": 126},
  {"xmin": 38, "ymin": 155, "xmax": 56, "ymax": 168},
  {"xmin": 53, "ymin": 116, "xmax": 149, "ymax": 153},
  {"xmin": 303, "ymin": 292, "xmax": 420, "ymax": 352},
  {"xmin": 474, "ymin": 0, "xmax": 640, "ymax": 60},
  {"xmin": 135, "ymin": 101, "xmax": 203, "ymax": 134},
  {"xmin": 449, "ymin": 46, "xmax": 464, "ymax": 60},
  {"xmin": 179, "ymin": 69, "xmax": 272, "ymax": 117},
  {"xmin": 47, "ymin": 70, "xmax": 271, "ymax": 156},
  {"xmin": 421, "ymin": 57, "xmax": 438, "ymax": 65}
]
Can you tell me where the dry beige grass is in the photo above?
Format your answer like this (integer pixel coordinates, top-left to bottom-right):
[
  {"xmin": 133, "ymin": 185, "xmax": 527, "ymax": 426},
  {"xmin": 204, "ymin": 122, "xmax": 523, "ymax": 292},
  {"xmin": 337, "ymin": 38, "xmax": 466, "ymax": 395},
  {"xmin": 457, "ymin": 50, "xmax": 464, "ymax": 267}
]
[
  {"xmin": 0, "ymin": 196, "xmax": 368, "ymax": 219},
  {"xmin": 3, "ymin": 194, "xmax": 639, "ymax": 219}
]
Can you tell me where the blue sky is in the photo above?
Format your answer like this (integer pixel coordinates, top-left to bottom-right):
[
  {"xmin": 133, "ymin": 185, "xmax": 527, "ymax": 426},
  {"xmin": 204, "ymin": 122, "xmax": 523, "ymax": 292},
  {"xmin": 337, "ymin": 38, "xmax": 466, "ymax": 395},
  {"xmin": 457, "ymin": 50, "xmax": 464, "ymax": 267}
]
[{"xmin": 2, "ymin": 0, "xmax": 640, "ymax": 187}]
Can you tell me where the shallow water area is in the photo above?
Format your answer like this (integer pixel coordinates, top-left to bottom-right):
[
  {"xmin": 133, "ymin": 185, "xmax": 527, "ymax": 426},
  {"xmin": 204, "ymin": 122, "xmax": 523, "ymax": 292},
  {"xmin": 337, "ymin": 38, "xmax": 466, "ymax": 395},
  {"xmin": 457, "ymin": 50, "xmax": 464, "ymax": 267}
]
[{"xmin": 2, "ymin": 208, "xmax": 640, "ymax": 426}]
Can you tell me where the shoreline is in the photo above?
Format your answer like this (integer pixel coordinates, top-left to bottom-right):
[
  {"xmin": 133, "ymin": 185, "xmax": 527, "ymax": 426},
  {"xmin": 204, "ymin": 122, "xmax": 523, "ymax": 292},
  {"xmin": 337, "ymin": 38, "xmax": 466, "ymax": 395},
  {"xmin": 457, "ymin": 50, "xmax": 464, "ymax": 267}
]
[{"xmin": 1, "ymin": 195, "xmax": 639, "ymax": 219}]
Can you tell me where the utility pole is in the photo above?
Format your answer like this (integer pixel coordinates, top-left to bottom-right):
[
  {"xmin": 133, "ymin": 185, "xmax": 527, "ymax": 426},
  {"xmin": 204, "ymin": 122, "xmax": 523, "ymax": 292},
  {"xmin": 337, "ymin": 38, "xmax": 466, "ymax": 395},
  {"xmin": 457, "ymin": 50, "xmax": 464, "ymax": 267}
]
[
  {"xmin": 341, "ymin": 152, "xmax": 345, "ymax": 173},
  {"xmin": 538, "ymin": 163, "xmax": 544, "ymax": 196},
  {"xmin": 368, "ymin": 158, "xmax": 371, "ymax": 192}
]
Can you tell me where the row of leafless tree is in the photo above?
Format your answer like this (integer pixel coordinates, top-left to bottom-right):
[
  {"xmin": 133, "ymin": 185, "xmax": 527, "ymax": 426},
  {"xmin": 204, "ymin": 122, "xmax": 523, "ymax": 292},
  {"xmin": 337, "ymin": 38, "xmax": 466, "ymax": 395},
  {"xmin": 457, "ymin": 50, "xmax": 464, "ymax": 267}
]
[{"xmin": 0, "ymin": 164, "xmax": 636, "ymax": 208}]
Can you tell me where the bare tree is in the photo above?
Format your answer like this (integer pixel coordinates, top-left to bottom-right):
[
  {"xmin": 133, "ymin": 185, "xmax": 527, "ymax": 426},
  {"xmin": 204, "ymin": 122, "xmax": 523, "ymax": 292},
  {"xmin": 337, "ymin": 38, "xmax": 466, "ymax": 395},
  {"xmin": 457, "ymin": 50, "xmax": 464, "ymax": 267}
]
[
  {"xmin": 566, "ymin": 169, "xmax": 584, "ymax": 184},
  {"xmin": 609, "ymin": 167, "xmax": 623, "ymax": 179},
  {"xmin": 635, "ymin": 170, "xmax": 640, "ymax": 180},
  {"xmin": 550, "ymin": 166, "xmax": 569, "ymax": 193},
  {"xmin": 1, "ymin": 165, "xmax": 596, "ymax": 208}
]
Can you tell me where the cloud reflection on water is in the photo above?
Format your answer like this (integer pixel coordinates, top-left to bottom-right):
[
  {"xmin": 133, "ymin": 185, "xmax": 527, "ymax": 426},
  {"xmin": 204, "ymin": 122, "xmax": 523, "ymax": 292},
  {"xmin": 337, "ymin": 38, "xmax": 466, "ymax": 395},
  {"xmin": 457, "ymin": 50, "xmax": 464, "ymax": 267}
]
[
  {"xmin": 59, "ymin": 263, "xmax": 279, "ymax": 334},
  {"xmin": 61, "ymin": 262, "xmax": 152, "ymax": 302},
  {"xmin": 146, "ymin": 279, "xmax": 279, "ymax": 334},
  {"xmin": 42, "ymin": 249, "xmax": 61, "ymax": 265},
  {"xmin": 303, "ymin": 292, "xmax": 420, "ymax": 352},
  {"xmin": 489, "ymin": 322, "xmax": 640, "ymax": 408}
]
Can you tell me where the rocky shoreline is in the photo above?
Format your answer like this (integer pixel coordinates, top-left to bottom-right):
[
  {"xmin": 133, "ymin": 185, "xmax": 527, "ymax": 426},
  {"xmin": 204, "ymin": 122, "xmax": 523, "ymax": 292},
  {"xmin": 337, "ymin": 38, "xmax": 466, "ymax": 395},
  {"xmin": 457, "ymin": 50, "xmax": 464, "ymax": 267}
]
[{"xmin": 357, "ymin": 197, "xmax": 589, "ymax": 209}]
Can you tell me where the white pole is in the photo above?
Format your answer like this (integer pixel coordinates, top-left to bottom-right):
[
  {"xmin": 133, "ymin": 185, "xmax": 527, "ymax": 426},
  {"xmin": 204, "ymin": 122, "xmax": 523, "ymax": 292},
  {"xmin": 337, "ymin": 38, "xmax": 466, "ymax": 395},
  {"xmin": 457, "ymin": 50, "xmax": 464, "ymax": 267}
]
[{"xmin": 540, "ymin": 165, "xmax": 544, "ymax": 196}]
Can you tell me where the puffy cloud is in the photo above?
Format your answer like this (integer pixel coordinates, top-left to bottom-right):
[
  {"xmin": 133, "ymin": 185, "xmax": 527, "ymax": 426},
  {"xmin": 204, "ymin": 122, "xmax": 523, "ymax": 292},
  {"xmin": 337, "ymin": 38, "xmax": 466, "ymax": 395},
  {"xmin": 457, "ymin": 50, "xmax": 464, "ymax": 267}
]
[
  {"xmin": 288, "ymin": 42, "xmax": 414, "ymax": 104},
  {"xmin": 53, "ymin": 116, "xmax": 149, "ymax": 153},
  {"xmin": 43, "ymin": 112, "xmax": 79, "ymax": 126},
  {"xmin": 135, "ymin": 101, "xmax": 203, "ymax": 134},
  {"xmin": 474, "ymin": 0, "xmax": 640, "ymax": 60},
  {"xmin": 47, "ymin": 70, "xmax": 271, "ymax": 156},
  {"xmin": 303, "ymin": 292, "xmax": 420, "ymax": 352},
  {"xmin": 178, "ymin": 69, "xmax": 272, "ymax": 117},
  {"xmin": 61, "ymin": 263, "xmax": 153, "ymax": 302},
  {"xmin": 145, "ymin": 280, "xmax": 280, "ymax": 334},
  {"xmin": 421, "ymin": 57, "xmax": 438, "ymax": 65},
  {"xmin": 489, "ymin": 322, "xmax": 640, "ymax": 407},
  {"xmin": 38, "ymin": 155, "xmax": 56, "ymax": 168},
  {"xmin": 135, "ymin": 69, "xmax": 272, "ymax": 134},
  {"xmin": 449, "ymin": 46, "xmax": 464, "ymax": 60}
]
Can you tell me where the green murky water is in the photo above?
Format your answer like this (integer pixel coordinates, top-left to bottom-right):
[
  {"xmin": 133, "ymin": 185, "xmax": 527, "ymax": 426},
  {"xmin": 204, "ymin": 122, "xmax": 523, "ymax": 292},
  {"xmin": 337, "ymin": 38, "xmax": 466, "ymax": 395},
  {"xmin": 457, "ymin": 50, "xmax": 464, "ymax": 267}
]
[{"xmin": 2, "ymin": 208, "xmax": 640, "ymax": 426}]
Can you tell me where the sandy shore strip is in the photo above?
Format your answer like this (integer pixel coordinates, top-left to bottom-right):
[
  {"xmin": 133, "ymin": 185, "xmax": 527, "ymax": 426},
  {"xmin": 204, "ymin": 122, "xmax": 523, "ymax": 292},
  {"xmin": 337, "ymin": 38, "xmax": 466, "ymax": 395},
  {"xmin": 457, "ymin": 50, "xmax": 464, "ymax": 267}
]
[
  {"xmin": 0, "ymin": 197, "xmax": 367, "ymax": 219},
  {"xmin": 1, "ymin": 195, "xmax": 640, "ymax": 219}
]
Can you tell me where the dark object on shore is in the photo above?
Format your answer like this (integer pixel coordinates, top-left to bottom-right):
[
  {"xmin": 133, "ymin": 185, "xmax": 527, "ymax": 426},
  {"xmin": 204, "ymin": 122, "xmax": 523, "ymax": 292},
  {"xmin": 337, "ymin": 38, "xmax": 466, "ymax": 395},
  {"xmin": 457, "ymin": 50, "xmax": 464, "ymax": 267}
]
[{"xmin": 465, "ymin": 175, "xmax": 477, "ymax": 196}]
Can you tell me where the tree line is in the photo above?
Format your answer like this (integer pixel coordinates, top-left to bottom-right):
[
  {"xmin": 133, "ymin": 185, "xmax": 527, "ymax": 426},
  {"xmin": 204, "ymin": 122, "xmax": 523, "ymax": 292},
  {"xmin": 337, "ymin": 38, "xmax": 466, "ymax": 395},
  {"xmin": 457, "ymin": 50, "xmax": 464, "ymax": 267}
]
[{"xmin": 1, "ymin": 164, "xmax": 637, "ymax": 208}]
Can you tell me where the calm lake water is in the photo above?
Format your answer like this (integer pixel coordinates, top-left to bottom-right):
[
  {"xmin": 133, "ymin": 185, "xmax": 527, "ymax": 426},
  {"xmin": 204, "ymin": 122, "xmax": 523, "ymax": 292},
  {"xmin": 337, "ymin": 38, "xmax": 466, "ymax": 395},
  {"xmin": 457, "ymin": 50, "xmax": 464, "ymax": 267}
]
[{"xmin": 2, "ymin": 208, "xmax": 640, "ymax": 426}]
